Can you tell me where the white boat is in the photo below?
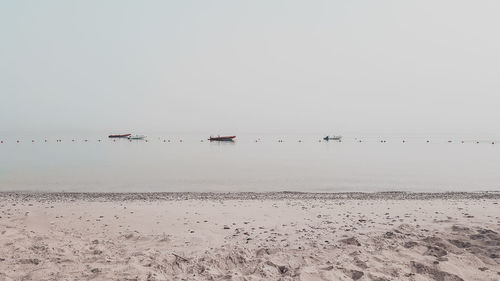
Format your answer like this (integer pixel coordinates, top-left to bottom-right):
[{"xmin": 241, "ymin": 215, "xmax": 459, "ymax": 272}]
[
  {"xmin": 127, "ymin": 135, "xmax": 146, "ymax": 140},
  {"xmin": 323, "ymin": 135, "xmax": 342, "ymax": 141}
]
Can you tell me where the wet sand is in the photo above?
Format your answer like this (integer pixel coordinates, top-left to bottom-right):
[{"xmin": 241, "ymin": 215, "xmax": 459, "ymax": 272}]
[{"xmin": 0, "ymin": 192, "xmax": 499, "ymax": 280}]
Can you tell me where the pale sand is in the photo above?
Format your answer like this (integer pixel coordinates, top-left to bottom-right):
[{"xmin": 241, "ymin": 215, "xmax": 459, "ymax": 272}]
[{"xmin": 0, "ymin": 192, "xmax": 499, "ymax": 280}]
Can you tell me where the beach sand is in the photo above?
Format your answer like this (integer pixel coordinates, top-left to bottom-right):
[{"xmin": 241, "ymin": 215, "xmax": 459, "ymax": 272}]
[{"xmin": 0, "ymin": 192, "xmax": 499, "ymax": 280}]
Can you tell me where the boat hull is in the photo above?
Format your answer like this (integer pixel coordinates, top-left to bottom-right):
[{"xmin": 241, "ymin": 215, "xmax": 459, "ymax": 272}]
[
  {"xmin": 209, "ymin": 136, "xmax": 236, "ymax": 141},
  {"xmin": 324, "ymin": 136, "xmax": 342, "ymax": 141},
  {"xmin": 108, "ymin": 134, "xmax": 131, "ymax": 138},
  {"xmin": 127, "ymin": 135, "xmax": 146, "ymax": 140}
]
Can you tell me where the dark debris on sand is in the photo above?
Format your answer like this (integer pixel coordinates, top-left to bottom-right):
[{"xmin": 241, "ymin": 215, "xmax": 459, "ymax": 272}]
[{"xmin": 1, "ymin": 191, "xmax": 499, "ymax": 203}]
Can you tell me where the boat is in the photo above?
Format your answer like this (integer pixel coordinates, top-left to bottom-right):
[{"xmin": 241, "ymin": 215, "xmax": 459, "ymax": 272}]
[
  {"xmin": 209, "ymin": 135, "xmax": 236, "ymax": 141},
  {"xmin": 127, "ymin": 135, "xmax": 146, "ymax": 140},
  {"xmin": 323, "ymin": 135, "xmax": 342, "ymax": 141},
  {"xmin": 108, "ymin": 133, "xmax": 131, "ymax": 138}
]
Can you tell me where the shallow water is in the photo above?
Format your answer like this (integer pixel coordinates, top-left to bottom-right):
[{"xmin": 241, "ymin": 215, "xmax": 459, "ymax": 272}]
[{"xmin": 1, "ymin": 133, "xmax": 499, "ymax": 192}]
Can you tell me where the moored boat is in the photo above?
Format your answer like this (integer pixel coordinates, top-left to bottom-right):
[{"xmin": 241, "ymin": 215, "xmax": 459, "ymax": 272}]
[
  {"xmin": 108, "ymin": 134, "xmax": 131, "ymax": 138},
  {"xmin": 209, "ymin": 136, "xmax": 236, "ymax": 141},
  {"xmin": 323, "ymin": 135, "xmax": 342, "ymax": 141},
  {"xmin": 127, "ymin": 135, "xmax": 146, "ymax": 140}
]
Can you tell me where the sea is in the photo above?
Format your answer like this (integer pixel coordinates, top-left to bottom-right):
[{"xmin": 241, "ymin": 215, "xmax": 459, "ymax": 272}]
[{"xmin": 1, "ymin": 132, "xmax": 499, "ymax": 193}]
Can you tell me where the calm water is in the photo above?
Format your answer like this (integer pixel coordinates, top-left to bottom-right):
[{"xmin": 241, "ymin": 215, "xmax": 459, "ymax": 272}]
[{"xmin": 1, "ymin": 133, "xmax": 499, "ymax": 192}]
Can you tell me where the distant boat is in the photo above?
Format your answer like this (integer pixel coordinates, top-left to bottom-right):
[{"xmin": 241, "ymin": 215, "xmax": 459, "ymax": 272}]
[
  {"xmin": 209, "ymin": 136, "xmax": 236, "ymax": 141},
  {"xmin": 127, "ymin": 135, "xmax": 146, "ymax": 140},
  {"xmin": 108, "ymin": 134, "xmax": 131, "ymax": 138},
  {"xmin": 323, "ymin": 135, "xmax": 342, "ymax": 141}
]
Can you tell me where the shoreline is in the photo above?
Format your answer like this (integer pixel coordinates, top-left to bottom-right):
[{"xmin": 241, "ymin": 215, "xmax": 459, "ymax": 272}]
[{"xmin": 1, "ymin": 191, "xmax": 500, "ymax": 202}]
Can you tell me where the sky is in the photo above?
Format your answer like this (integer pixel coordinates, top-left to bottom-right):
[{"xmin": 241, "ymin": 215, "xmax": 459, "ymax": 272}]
[{"xmin": 1, "ymin": 1, "xmax": 499, "ymax": 135}]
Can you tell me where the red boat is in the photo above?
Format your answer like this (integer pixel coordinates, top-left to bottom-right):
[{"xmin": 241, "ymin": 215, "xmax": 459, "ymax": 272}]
[
  {"xmin": 108, "ymin": 133, "xmax": 131, "ymax": 138},
  {"xmin": 209, "ymin": 136, "xmax": 236, "ymax": 141}
]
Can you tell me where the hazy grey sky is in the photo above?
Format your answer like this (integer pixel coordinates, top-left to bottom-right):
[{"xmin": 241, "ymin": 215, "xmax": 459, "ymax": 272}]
[{"xmin": 1, "ymin": 1, "xmax": 499, "ymax": 135}]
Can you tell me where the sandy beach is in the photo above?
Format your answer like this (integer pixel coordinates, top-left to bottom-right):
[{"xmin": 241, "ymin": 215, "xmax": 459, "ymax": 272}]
[{"xmin": 0, "ymin": 192, "xmax": 499, "ymax": 281}]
